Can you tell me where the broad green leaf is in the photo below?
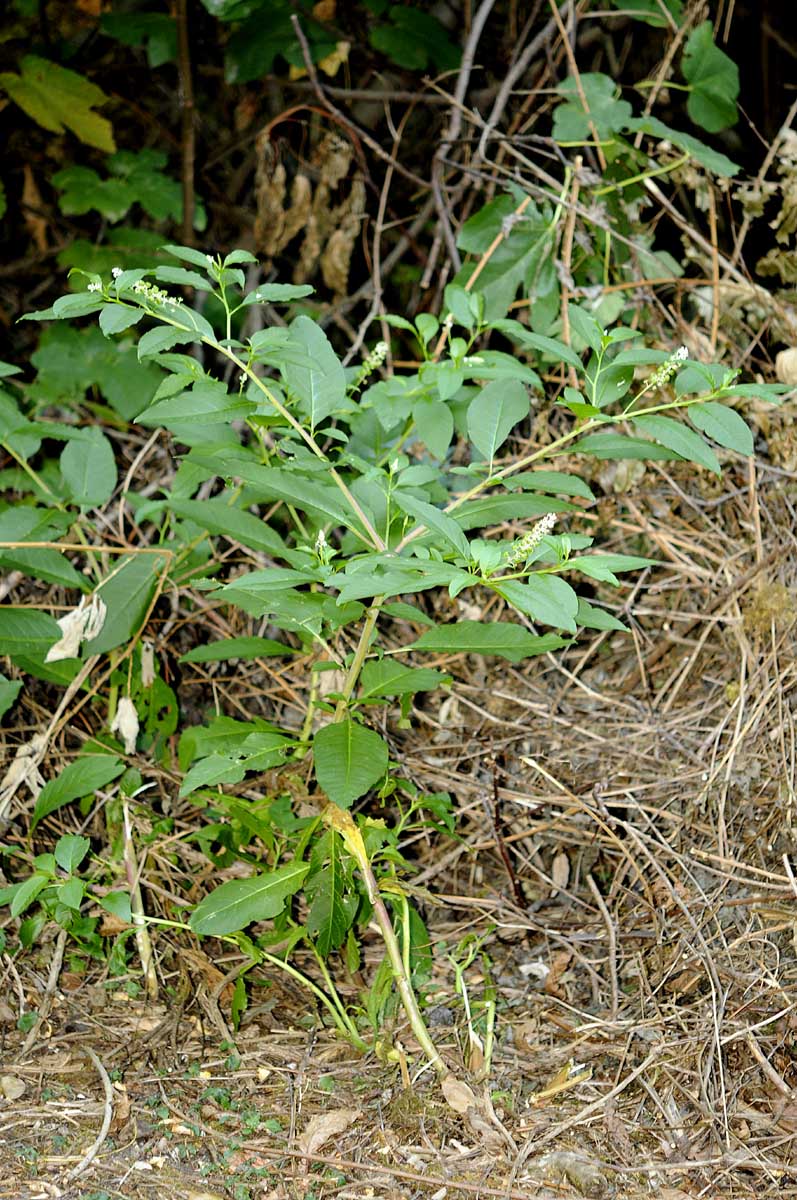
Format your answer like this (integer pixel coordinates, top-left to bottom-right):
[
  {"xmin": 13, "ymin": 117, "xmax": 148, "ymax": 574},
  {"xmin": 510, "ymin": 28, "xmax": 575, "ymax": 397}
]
[
  {"xmin": 179, "ymin": 637, "xmax": 293, "ymax": 664},
  {"xmin": 32, "ymin": 754, "xmax": 124, "ymax": 830},
  {"xmin": 137, "ymin": 326, "xmax": 203, "ymax": 359},
  {"xmin": 97, "ymin": 891, "xmax": 132, "ymax": 923},
  {"xmin": 101, "ymin": 12, "xmax": 177, "ymax": 69},
  {"xmin": 155, "ymin": 266, "xmax": 213, "ymax": 291},
  {"xmin": 334, "ymin": 562, "xmax": 467, "ymax": 604},
  {"xmin": 382, "ymin": 601, "xmax": 435, "ymax": 627},
  {"xmin": 359, "ymin": 660, "xmax": 450, "ymax": 700},
  {"xmin": 282, "ymin": 316, "xmax": 345, "ymax": 429},
  {"xmin": 467, "ymin": 379, "xmax": 530, "ymax": 462},
  {"xmin": 0, "ymin": 508, "xmax": 86, "ymax": 589},
  {"xmin": 189, "ymin": 861, "xmax": 310, "ymax": 936},
  {"xmin": 568, "ymin": 307, "xmax": 604, "ymax": 353},
  {"xmin": 577, "ymin": 597, "xmax": 628, "ymax": 632},
  {"xmin": 167, "ymin": 497, "xmax": 287, "ymax": 557},
  {"xmin": 313, "ymin": 720, "xmax": 388, "ymax": 808},
  {"xmin": 52, "ymin": 294, "xmax": 107, "ymax": 319},
  {"xmin": 688, "ymin": 402, "xmax": 753, "ymax": 455},
  {"xmin": 493, "ymin": 321, "xmax": 583, "ymax": 371},
  {"xmin": 225, "ymin": 463, "xmax": 356, "ymax": 530},
  {"xmin": 179, "ymin": 754, "xmax": 246, "ymax": 798},
  {"xmin": 60, "ymin": 429, "xmax": 118, "ymax": 509},
  {"xmin": 626, "ymin": 115, "xmax": 738, "ymax": 177},
  {"xmin": 632, "ymin": 414, "xmax": 720, "ymax": 473},
  {"xmin": 0, "ymin": 609, "xmax": 61, "ymax": 658},
  {"xmin": 219, "ymin": 568, "xmax": 321, "ymax": 614},
  {"xmin": 510, "ymin": 470, "xmax": 595, "ymax": 500},
  {"xmin": 138, "ymin": 381, "xmax": 254, "ymax": 427},
  {"xmin": 31, "ymin": 324, "xmax": 165, "ymax": 421},
  {"xmin": 0, "ymin": 56, "xmax": 115, "ymax": 151},
  {"xmin": 99, "ymin": 304, "xmax": 143, "ymax": 336},
  {"xmin": 682, "ymin": 21, "xmax": 739, "ymax": 133},
  {"xmin": 306, "ymin": 834, "xmax": 357, "ymax": 955},
  {"xmin": 413, "ymin": 397, "xmax": 453, "ymax": 459},
  {"xmin": 54, "ymin": 834, "xmax": 91, "ymax": 874},
  {"xmin": 0, "ymin": 673, "xmax": 22, "ymax": 719},
  {"xmin": 178, "ymin": 715, "xmax": 277, "ymax": 770},
  {"xmin": 161, "ymin": 243, "xmax": 215, "ymax": 269},
  {"xmin": 8, "ymin": 874, "xmax": 50, "ymax": 919},
  {"xmin": 609, "ymin": 0, "xmax": 682, "ymax": 27},
  {"xmin": 570, "ymin": 432, "xmax": 682, "ymax": 461},
  {"xmin": 409, "ymin": 621, "xmax": 569, "ymax": 662},
  {"xmin": 242, "ymin": 283, "xmax": 314, "ymax": 306},
  {"xmin": 553, "ymin": 72, "xmax": 633, "ymax": 142},
  {"xmin": 567, "ymin": 554, "xmax": 657, "ymax": 585},
  {"xmin": 394, "ymin": 493, "xmax": 470, "ymax": 559},
  {"xmin": 452, "ymin": 493, "xmax": 575, "ymax": 531},
  {"xmin": 499, "ymin": 575, "xmax": 579, "ymax": 632},
  {"xmin": 86, "ymin": 554, "xmax": 167, "ymax": 655}
]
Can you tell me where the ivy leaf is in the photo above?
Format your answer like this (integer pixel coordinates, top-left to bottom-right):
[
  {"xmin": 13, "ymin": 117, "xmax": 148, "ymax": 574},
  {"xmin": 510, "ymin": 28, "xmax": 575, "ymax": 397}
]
[
  {"xmin": 313, "ymin": 720, "xmax": 388, "ymax": 808},
  {"xmin": 682, "ymin": 21, "xmax": 739, "ymax": 133},
  {"xmin": 553, "ymin": 73, "xmax": 633, "ymax": 142},
  {"xmin": 0, "ymin": 56, "xmax": 115, "ymax": 152}
]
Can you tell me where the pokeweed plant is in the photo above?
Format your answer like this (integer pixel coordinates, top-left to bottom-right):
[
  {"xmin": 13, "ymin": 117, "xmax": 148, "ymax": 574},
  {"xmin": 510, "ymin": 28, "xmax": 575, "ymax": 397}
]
[{"xmin": 0, "ymin": 240, "xmax": 785, "ymax": 1103}]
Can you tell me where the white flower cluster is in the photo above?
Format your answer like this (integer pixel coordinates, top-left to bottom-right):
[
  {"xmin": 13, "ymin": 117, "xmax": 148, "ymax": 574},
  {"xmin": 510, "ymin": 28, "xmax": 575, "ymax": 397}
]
[
  {"xmin": 364, "ymin": 341, "xmax": 388, "ymax": 370},
  {"xmin": 131, "ymin": 278, "xmax": 182, "ymax": 308},
  {"xmin": 649, "ymin": 345, "xmax": 688, "ymax": 389},
  {"xmin": 87, "ymin": 282, "xmax": 102, "ymax": 292},
  {"xmin": 503, "ymin": 512, "xmax": 557, "ymax": 567}
]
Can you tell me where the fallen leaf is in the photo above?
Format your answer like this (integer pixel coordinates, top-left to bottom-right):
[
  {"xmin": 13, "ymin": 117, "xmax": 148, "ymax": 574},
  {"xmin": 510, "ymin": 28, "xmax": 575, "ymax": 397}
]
[
  {"xmin": 1, "ymin": 1075, "xmax": 26, "ymax": 1099},
  {"xmin": 441, "ymin": 1073, "xmax": 476, "ymax": 1114},
  {"xmin": 298, "ymin": 1107, "xmax": 361, "ymax": 1159}
]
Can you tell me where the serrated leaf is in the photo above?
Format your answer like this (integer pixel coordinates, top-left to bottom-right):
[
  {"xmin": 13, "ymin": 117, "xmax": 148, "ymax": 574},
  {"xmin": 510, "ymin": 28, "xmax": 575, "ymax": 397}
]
[
  {"xmin": 409, "ymin": 621, "xmax": 569, "ymax": 662},
  {"xmin": 281, "ymin": 316, "xmax": 346, "ymax": 429},
  {"xmin": 632, "ymin": 414, "xmax": 720, "ymax": 473},
  {"xmin": 688, "ymin": 401, "xmax": 753, "ymax": 455},
  {"xmin": 60, "ymin": 429, "xmax": 118, "ymax": 509},
  {"xmin": 0, "ymin": 56, "xmax": 115, "ymax": 151},
  {"xmin": 189, "ymin": 861, "xmax": 310, "ymax": 936},
  {"xmin": 467, "ymin": 379, "xmax": 530, "ymax": 462},
  {"xmin": 32, "ymin": 755, "xmax": 124, "ymax": 830},
  {"xmin": 313, "ymin": 720, "xmax": 388, "ymax": 808}
]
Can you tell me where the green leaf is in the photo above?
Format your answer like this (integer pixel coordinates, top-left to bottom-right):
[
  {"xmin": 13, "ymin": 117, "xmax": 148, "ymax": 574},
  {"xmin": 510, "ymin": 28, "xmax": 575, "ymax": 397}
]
[
  {"xmin": 155, "ymin": 266, "xmax": 213, "ymax": 291},
  {"xmin": 370, "ymin": 6, "xmax": 460, "ymax": 71},
  {"xmin": 179, "ymin": 754, "xmax": 246, "ymax": 798},
  {"xmin": 178, "ymin": 715, "xmax": 278, "ymax": 769},
  {"xmin": 682, "ymin": 21, "xmax": 739, "ymax": 133},
  {"xmin": 242, "ymin": 283, "xmax": 314, "ymax": 306},
  {"xmin": 0, "ymin": 673, "xmax": 22, "ymax": 720},
  {"xmin": 218, "ymin": 569, "xmax": 321, "ymax": 615},
  {"xmin": 137, "ymin": 326, "xmax": 204, "ymax": 360},
  {"xmin": 359, "ymin": 660, "xmax": 450, "ymax": 700},
  {"xmin": 32, "ymin": 755, "xmax": 124, "ymax": 830},
  {"xmin": 688, "ymin": 401, "xmax": 753, "ymax": 455},
  {"xmin": 97, "ymin": 890, "xmax": 132, "ymax": 923},
  {"xmin": 99, "ymin": 304, "xmax": 143, "ymax": 336},
  {"xmin": 281, "ymin": 316, "xmax": 346, "ymax": 430},
  {"xmin": 167, "ymin": 497, "xmax": 287, "ymax": 558},
  {"xmin": 101, "ymin": 12, "xmax": 177, "ymax": 69},
  {"xmin": 222, "ymin": 463, "xmax": 355, "ymax": 530},
  {"xmin": 553, "ymin": 73, "xmax": 633, "ymax": 142},
  {"xmin": 0, "ymin": 56, "xmax": 115, "ymax": 151},
  {"xmin": 179, "ymin": 637, "xmax": 293, "ymax": 664},
  {"xmin": 161, "ymin": 244, "xmax": 215, "ymax": 269},
  {"xmin": 0, "ymin": 609, "xmax": 61, "ymax": 658},
  {"xmin": 8, "ymin": 875, "xmax": 50, "ymax": 919},
  {"xmin": 632, "ymin": 414, "xmax": 720, "ymax": 473},
  {"xmin": 452, "ymin": 494, "xmax": 575, "ymax": 531},
  {"xmin": 510, "ymin": 470, "xmax": 595, "ymax": 500},
  {"xmin": 54, "ymin": 834, "xmax": 91, "ymax": 874},
  {"xmin": 493, "ymin": 321, "xmax": 583, "ymax": 371},
  {"xmin": 0, "ymin": 508, "xmax": 86, "ymax": 589},
  {"xmin": 139, "ymin": 381, "xmax": 254, "ymax": 428},
  {"xmin": 413, "ymin": 397, "xmax": 453, "ymax": 459},
  {"xmin": 189, "ymin": 861, "xmax": 310, "ymax": 936},
  {"xmin": 60, "ymin": 429, "xmax": 118, "ymax": 509},
  {"xmin": 86, "ymin": 554, "xmax": 166, "ymax": 655},
  {"xmin": 306, "ymin": 834, "xmax": 357, "ymax": 954},
  {"xmin": 626, "ymin": 115, "xmax": 738, "ymax": 177},
  {"xmin": 499, "ymin": 575, "xmax": 579, "ymax": 632},
  {"xmin": 570, "ymin": 432, "xmax": 682, "ymax": 461},
  {"xmin": 577, "ymin": 596, "xmax": 628, "ymax": 631},
  {"xmin": 567, "ymin": 554, "xmax": 657, "ymax": 586},
  {"xmin": 313, "ymin": 720, "xmax": 388, "ymax": 808},
  {"xmin": 467, "ymin": 379, "xmax": 530, "ymax": 462},
  {"xmin": 609, "ymin": 0, "xmax": 683, "ymax": 27},
  {"xmin": 409, "ymin": 621, "xmax": 569, "ymax": 662},
  {"xmin": 52, "ymin": 294, "xmax": 107, "ymax": 319},
  {"xmin": 394, "ymin": 493, "xmax": 470, "ymax": 559}
]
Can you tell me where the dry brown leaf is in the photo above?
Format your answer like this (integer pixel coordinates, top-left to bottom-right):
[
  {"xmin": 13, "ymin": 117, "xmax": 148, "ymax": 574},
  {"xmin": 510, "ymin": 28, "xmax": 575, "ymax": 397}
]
[
  {"xmin": 1, "ymin": 1074, "xmax": 26, "ymax": 1100},
  {"xmin": 108, "ymin": 1081, "xmax": 131, "ymax": 1134},
  {"xmin": 22, "ymin": 165, "xmax": 48, "ymax": 253},
  {"xmin": 551, "ymin": 850, "xmax": 570, "ymax": 893},
  {"xmin": 313, "ymin": 0, "xmax": 336, "ymax": 19},
  {"xmin": 441, "ymin": 1073, "xmax": 476, "ymax": 1114},
  {"xmin": 298, "ymin": 1107, "xmax": 360, "ymax": 1159}
]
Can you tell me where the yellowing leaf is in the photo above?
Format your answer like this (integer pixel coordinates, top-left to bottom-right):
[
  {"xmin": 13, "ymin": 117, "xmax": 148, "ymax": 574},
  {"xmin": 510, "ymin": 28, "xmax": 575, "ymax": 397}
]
[{"xmin": 0, "ymin": 56, "xmax": 115, "ymax": 152}]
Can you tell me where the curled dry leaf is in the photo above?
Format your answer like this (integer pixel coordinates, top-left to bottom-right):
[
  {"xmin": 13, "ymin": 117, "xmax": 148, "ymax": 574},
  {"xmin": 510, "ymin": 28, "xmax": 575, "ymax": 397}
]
[
  {"xmin": 441, "ymin": 1073, "xmax": 476, "ymax": 1114},
  {"xmin": 110, "ymin": 696, "xmax": 139, "ymax": 753},
  {"xmin": 45, "ymin": 593, "xmax": 106, "ymax": 662},
  {"xmin": 298, "ymin": 1107, "xmax": 361, "ymax": 1160}
]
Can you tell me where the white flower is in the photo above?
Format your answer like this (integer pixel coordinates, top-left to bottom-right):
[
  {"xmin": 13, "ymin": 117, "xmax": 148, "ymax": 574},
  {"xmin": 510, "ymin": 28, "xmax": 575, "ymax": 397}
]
[
  {"xmin": 87, "ymin": 282, "xmax": 102, "ymax": 293},
  {"xmin": 111, "ymin": 267, "xmax": 122, "ymax": 279},
  {"xmin": 503, "ymin": 513, "xmax": 557, "ymax": 568}
]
